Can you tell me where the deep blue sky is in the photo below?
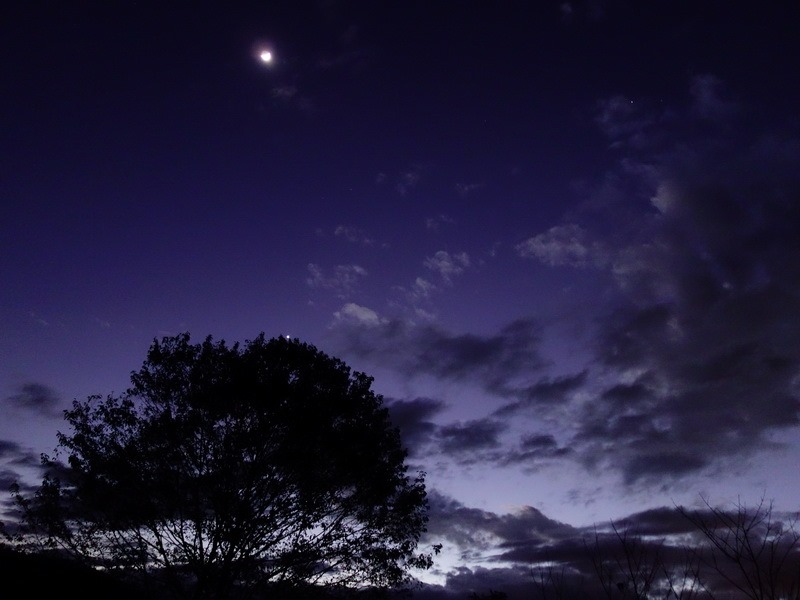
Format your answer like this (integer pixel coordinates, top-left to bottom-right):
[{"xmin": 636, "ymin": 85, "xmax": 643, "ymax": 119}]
[{"xmin": 2, "ymin": 1, "xmax": 800, "ymax": 595}]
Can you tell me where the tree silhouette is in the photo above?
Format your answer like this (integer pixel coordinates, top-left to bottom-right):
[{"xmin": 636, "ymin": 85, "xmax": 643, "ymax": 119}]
[
  {"xmin": 14, "ymin": 333, "xmax": 436, "ymax": 599},
  {"xmin": 678, "ymin": 496, "xmax": 800, "ymax": 600}
]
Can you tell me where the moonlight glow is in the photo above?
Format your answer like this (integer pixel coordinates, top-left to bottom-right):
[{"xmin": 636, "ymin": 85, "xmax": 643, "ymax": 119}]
[{"xmin": 259, "ymin": 50, "xmax": 273, "ymax": 63}]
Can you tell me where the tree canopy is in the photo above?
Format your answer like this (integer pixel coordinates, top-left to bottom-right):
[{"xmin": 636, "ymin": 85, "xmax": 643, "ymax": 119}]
[{"xmin": 14, "ymin": 333, "xmax": 435, "ymax": 599}]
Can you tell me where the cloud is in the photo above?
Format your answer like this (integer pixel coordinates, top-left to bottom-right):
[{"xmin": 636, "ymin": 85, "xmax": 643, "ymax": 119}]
[
  {"xmin": 271, "ymin": 85, "xmax": 298, "ymax": 100},
  {"xmin": 496, "ymin": 434, "xmax": 574, "ymax": 468},
  {"xmin": 689, "ymin": 74, "xmax": 738, "ymax": 120},
  {"xmin": 423, "ymin": 77, "xmax": 800, "ymax": 485},
  {"xmin": 437, "ymin": 419, "xmax": 505, "ymax": 459},
  {"xmin": 332, "ymin": 302, "xmax": 385, "ymax": 327},
  {"xmin": 28, "ymin": 311, "xmax": 49, "ymax": 327},
  {"xmin": 306, "ymin": 263, "xmax": 367, "ymax": 299},
  {"xmin": 0, "ymin": 439, "xmax": 26, "ymax": 460},
  {"xmin": 393, "ymin": 277, "xmax": 440, "ymax": 315},
  {"xmin": 594, "ymin": 95, "xmax": 655, "ymax": 148},
  {"xmin": 516, "ymin": 225, "xmax": 606, "ymax": 268},
  {"xmin": 436, "ymin": 566, "xmax": 540, "ymax": 600},
  {"xmin": 425, "ymin": 214, "xmax": 455, "ymax": 231},
  {"xmin": 0, "ymin": 439, "xmax": 45, "ymax": 473},
  {"xmin": 341, "ymin": 76, "xmax": 800, "ymax": 489},
  {"xmin": 495, "ymin": 370, "xmax": 589, "ymax": 416},
  {"xmin": 415, "ymin": 494, "xmax": 799, "ymax": 600},
  {"xmin": 455, "ymin": 182, "xmax": 483, "ymax": 197},
  {"xmin": 567, "ymin": 77, "xmax": 800, "ymax": 483},
  {"xmin": 520, "ymin": 370, "xmax": 588, "ymax": 403},
  {"xmin": 316, "ymin": 49, "xmax": 371, "ymax": 71},
  {"xmin": 333, "ymin": 225, "xmax": 376, "ymax": 246},
  {"xmin": 424, "ymin": 491, "xmax": 578, "ymax": 568},
  {"xmin": 270, "ymin": 85, "xmax": 316, "ymax": 115},
  {"xmin": 424, "ymin": 251, "xmax": 471, "ymax": 283},
  {"xmin": 614, "ymin": 506, "xmax": 701, "ymax": 536},
  {"xmin": 558, "ymin": 0, "xmax": 606, "ymax": 22},
  {"xmin": 386, "ymin": 397, "xmax": 447, "ymax": 454},
  {"xmin": 0, "ymin": 438, "xmax": 45, "ymax": 519},
  {"xmin": 410, "ymin": 277, "xmax": 437, "ymax": 301},
  {"xmin": 396, "ymin": 166, "xmax": 424, "ymax": 196},
  {"xmin": 93, "ymin": 317, "xmax": 111, "ymax": 329},
  {"xmin": 331, "ymin": 318, "xmax": 544, "ymax": 393},
  {"xmin": 0, "ymin": 467, "xmax": 20, "ymax": 493},
  {"xmin": 4, "ymin": 383, "xmax": 62, "ymax": 417}
]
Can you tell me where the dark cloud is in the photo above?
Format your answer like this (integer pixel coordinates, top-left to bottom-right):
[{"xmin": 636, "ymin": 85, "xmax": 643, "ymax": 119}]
[
  {"xmin": 562, "ymin": 78, "xmax": 800, "ymax": 484},
  {"xmin": 614, "ymin": 506, "xmax": 699, "ymax": 536},
  {"xmin": 437, "ymin": 419, "xmax": 505, "ymax": 458},
  {"xmin": 494, "ymin": 370, "xmax": 588, "ymax": 416},
  {"xmin": 388, "ymin": 399, "xmax": 571, "ymax": 468},
  {"xmin": 521, "ymin": 434, "xmax": 559, "ymax": 450},
  {"xmin": 418, "ymin": 496, "xmax": 800, "ymax": 600},
  {"xmin": 439, "ymin": 565, "xmax": 538, "ymax": 600},
  {"xmin": 0, "ymin": 440, "xmax": 24, "ymax": 459},
  {"xmin": 599, "ymin": 380, "xmax": 651, "ymax": 407},
  {"xmin": 594, "ymin": 95, "xmax": 656, "ymax": 149},
  {"xmin": 339, "ymin": 76, "xmax": 800, "ymax": 491},
  {"xmin": 332, "ymin": 317, "xmax": 544, "ymax": 392},
  {"xmin": 0, "ymin": 467, "xmax": 23, "ymax": 524},
  {"xmin": 497, "ymin": 434, "xmax": 573, "ymax": 469},
  {"xmin": 425, "ymin": 491, "xmax": 577, "ymax": 562},
  {"xmin": 689, "ymin": 74, "xmax": 739, "ymax": 121},
  {"xmin": 0, "ymin": 439, "xmax": 44, "ymax": 520},
  {"xmin": 0, "ymin": 440, "xmax": 41, "ymax": 471},
  {"xmin": 419, "ymin": 496, "xmax": 720, "ymax": 599},
  {"xmin": 0, "ymin": 467, "xmax": 19, "ymax": 493},
  {"xmin": 4, "ymin": 383, "xmax": 62, "ymax": 416},
  {"xmin": 385, "ymin": 397, "xmax": 446, "ymax": 454}
]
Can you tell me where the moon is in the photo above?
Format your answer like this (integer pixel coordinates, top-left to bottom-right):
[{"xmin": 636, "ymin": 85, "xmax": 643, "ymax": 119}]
[{"xmin": 259, "ymin": 50, "xmax": 273, "ymax": 64}]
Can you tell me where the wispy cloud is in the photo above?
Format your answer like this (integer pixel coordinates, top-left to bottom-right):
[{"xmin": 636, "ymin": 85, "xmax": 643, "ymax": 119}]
[
  {"xmin": 396, "ymin": 169, "xmax": 421, "ymax": 196},
  {"xmin": 424, "ymin": 251, "xmax": 470, "ymax": 284},
  {"xmin": 516, "ymin": 224, "xmax": 607, "ymax": 268},
  {"xmin": 455, "ymin": 182, "xmax": 483, "ymax": 197},
  {"xmin": 594, "ymin": 95, "xmax": 655, "ymax": 148},
  {"xmin": 306, "ymin": 263, "xmax": 368, "ymax": 299},
  {"xmin": 333, "ymin": 225, "xmax": 377, "ymax": 246},
  {"xmin": 425, "ymin": 214, "xmax": 455, "ymax": 231},
  {"xmin": 689, "ymin": 74, "xmax": 738, "ymax": 120},
  {"xmin": 332, "ymin": 302, "xmax": 385, "ymax": 327}
]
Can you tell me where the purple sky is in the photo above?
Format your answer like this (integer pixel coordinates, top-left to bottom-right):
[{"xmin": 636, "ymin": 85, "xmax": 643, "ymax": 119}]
[{"xmin": 2, "ymin": 1, "xmax": 800, "ymax": 596}]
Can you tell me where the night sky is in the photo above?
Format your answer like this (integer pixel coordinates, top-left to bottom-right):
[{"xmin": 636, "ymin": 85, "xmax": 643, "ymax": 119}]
[{"xmin": 2, "ymin": 1, "xmax": 800, "ymax": 595}]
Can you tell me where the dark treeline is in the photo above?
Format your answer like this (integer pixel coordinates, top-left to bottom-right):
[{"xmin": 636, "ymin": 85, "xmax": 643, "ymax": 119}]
[
  {"xmin": 0, "ymin": 543, "xmax": 384, "ymax": 600},
  {"xmin": 0, "ymin": 543, "xmax": 146, "ymax": 599}
]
